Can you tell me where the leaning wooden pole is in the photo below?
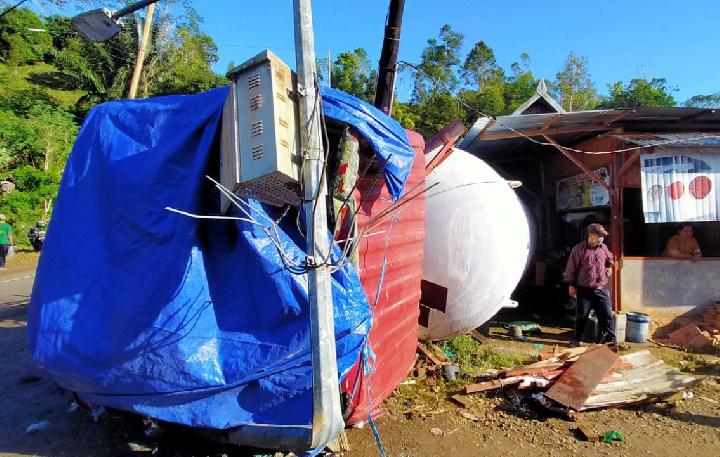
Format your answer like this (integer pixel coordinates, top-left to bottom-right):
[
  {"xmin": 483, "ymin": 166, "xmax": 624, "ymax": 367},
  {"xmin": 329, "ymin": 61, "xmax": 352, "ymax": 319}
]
[{"xmin": 127, "ymin": 2, "xmax": 155, "ymax": 99}]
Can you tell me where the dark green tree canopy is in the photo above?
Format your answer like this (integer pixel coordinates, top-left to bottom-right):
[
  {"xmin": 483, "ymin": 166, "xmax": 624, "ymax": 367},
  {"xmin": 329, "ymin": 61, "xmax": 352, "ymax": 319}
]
[{"xmin": 599, "ymin": 78, "xmax": 677, "ymax": 108}]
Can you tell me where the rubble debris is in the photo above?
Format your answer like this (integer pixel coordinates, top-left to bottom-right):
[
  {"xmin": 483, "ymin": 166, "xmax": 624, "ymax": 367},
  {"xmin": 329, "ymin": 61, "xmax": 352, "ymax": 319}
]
[
  {"xmin": 582, "ymin": 350, "xmax": 699, "ymax": 410},
  {"xmin": 455, "ymin": 347, "xmax": 698, "ymax": 418},
  {"xmin": 668, "ymin": 323, "xmax": 713, "ymax": 349},
  {"xmin": 416, "ymin": 342, "xmax": 447, "ymax": 366},
  {"xmin": 128, "ymin": 442, "xmax": 154, "ymax": 453},
  {"xmin": 326, "ymin": 430, "xmax": 350, "ymax": 453},
  {"xmin": 450, "ymin": 394, "xmax": 472, "ymax": 408},
  {"xmin": 458, "ymin": 410, "xmax": 481, "ymax": 422},
  {"xmin": 574, "ymin": 426, "xmax": 600, "ymax": 442},
  {"xmin": 545, "ymin": 346, "xmax": 619, "ymax": 411}
]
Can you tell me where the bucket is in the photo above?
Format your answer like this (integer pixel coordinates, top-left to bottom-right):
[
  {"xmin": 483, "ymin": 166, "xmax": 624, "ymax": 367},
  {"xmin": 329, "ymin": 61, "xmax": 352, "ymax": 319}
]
[
  {"xmin": 626, "ymin": 312, "xmax": 651, "ymax": 343},
  {"xmin": 614, "ymin": 313, "xmax": 627, "ymax": 344}
]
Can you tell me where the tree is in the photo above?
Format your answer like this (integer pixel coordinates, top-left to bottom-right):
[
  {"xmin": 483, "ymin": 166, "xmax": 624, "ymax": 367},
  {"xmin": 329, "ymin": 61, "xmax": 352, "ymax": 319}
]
[
  {"xmin": 460, "ymin": 40, "xmax": 505, "ymax": 116},
  {"xmin": 412, "ymin": 24, "xmax": 464, "ymax": 101},
  {"xmin": 411, "ymin": 24, "xmax": 466, "ymax": 136},
  {"xmin": 329, "ymin": 48, "xmax": 377, "ymax": 103},
  {"xmin": 599, "ymin": 78, "xmax": 677, "ymax": 108},
  {"xmin": 684, "ymin": 93, "xmax": 720, "ymax": 109},
  {"xmin": 0, "ymin": 7, "xmax": 52, "ymax": 67},
  {"xmin": 553, "ymin": 52, "xmax": 597, "ymax": 111},
  {"xmin": 503, "ymin": 53, "xmax": 537, "ymax": 113},
  {"xmin": 149, "ymin": 26, "xmax": 227, "ymax": 96}
]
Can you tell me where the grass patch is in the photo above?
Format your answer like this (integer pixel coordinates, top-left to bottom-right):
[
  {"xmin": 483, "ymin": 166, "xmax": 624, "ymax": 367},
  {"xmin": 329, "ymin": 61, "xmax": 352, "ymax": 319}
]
[
  {"xmin": 0, "ymin": 63, "xmax": 85, "ymax": 108},
  {"xmin": 438, "ymin": 335, "xmax": 536, "ymax": 379}
]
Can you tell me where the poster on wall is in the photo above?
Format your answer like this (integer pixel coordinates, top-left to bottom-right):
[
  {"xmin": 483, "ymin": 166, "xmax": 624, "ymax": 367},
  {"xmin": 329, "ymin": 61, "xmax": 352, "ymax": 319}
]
[
  {"xmin": 640, "ymin": 153, "xmax": 719, "ymax": 223},
  {"xmin": 556, "ymin": 167, "xmax": 610, "ymax": 211}
]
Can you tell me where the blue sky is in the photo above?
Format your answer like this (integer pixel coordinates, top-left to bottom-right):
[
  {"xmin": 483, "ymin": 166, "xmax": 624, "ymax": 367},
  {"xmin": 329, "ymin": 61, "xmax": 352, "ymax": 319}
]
[
  {"xmin": 21, "ymin": 0, "xmax": 719, "ymax": 103},
  {"xmin": 192, "ymin": 0, "xmax": 718, "ymax": 104}
]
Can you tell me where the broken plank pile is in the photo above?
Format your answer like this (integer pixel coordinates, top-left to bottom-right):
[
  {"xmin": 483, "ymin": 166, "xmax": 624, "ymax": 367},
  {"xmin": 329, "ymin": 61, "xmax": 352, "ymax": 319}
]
[
  {"xmin": 659, "ymin": 300, "xmax": 720, "ymax": 350},
  {"xmin": 461, "ymin": 346, "xmax": 699, "ymax": 415}
]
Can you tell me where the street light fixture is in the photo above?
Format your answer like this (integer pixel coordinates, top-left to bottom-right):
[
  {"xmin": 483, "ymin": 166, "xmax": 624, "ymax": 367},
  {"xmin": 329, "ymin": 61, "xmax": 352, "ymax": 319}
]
[{"xmin": 71, "ymin": 0, "xmax": 158, "ymax": 42}]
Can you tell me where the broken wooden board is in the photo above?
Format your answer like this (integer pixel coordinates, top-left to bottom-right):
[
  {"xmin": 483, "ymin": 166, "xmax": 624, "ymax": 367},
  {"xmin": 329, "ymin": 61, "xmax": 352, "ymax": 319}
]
[
  {"xmin": 545, "ymin": 345, "xmax": 619, "ymax": 411},
  {"xmin": 450, "ymin": 394, "xmax": 472, "ymax": 408},
  {"xmin": 416, "ymin": 342, "xmax": 447, "ymax": 366}
]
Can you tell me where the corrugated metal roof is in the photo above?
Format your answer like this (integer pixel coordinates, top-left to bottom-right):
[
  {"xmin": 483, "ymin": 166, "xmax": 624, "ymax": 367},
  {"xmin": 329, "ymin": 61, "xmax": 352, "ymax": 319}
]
[
  {"xmin": 613, "ymin": 132, "xmax": 720, "ymax": 148},
  {"xmin": 459, "ymin": 106, "xmax": 720, "ymax": 160},
  {"xmin": 341, "ymin": 130, "xmax": 426, "ymax": 424}
]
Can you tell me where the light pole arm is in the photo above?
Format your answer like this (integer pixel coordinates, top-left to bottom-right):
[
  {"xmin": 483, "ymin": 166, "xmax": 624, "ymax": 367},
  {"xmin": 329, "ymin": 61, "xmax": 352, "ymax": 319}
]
[{"xmin": 113, "ymin": 0, "xmax": 158, "ymax": 19}]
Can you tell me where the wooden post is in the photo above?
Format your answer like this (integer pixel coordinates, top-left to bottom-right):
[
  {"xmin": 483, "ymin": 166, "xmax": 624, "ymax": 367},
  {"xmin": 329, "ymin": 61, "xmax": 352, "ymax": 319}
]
[
  {"xmin": 610, "ymin": 150, "xmax": 624, "ymax": 311},
  {"xmin": 127, "ymin": 3, "xmax": 155, "ymax": 99}
]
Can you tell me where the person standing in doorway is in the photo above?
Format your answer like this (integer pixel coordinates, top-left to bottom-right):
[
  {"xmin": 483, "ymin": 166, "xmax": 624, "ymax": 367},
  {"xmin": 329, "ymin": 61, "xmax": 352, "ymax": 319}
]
[
  {"xmin": 0, "ymin": 214, "xmax": 13, "ymax": 270},
  {"xmin": 564, "ymin": 223, "xmax": 615, "ymax": 347}
]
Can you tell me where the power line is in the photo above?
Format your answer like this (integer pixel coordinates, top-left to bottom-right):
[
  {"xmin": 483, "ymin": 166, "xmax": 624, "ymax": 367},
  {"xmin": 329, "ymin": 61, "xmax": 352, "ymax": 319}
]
[
  {"xmin": 0, "ymin": 0, "xmax": 30, "ymax": 20},
  {"xmin": 399, "ymin": 61, "xmax": 718, "ymax": 156}
]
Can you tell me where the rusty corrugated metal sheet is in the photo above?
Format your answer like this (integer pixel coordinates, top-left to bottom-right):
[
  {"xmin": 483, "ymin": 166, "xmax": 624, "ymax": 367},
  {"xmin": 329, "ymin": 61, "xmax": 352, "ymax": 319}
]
[{"xmin": 341, "ymin": 130, "xmax": 426, "ymax": 424}]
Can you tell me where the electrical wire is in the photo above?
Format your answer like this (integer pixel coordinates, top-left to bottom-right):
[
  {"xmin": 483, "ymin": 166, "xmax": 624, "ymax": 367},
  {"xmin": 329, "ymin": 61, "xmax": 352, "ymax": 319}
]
[
  {"xmin": 0, "ymin": 0, "xmax": 29, "ymax": 19},
  {"xmin": 399, "ymin": 60, "xmax": 720, "ymax": 156}
]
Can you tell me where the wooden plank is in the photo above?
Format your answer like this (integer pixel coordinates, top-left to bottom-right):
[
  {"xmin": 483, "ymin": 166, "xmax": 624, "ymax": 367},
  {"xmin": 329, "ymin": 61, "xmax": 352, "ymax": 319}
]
[
  {"xmin": 543, "ymin": 135, "xmax": 615, "ymax": 196},
  {"xmin": 618, "ymin": 149, "xmax": 641, "ymax": 177},
  {"xmin": 416, "ymin": 342, "xmax": 446, "ymax": 366},
  {"xmin": 478, "ymin": 123, "xmax": 612, "ymax": 141},
  {"xmin": 544, "ymin": 346, "xmax": 619, "ymax": 411}
]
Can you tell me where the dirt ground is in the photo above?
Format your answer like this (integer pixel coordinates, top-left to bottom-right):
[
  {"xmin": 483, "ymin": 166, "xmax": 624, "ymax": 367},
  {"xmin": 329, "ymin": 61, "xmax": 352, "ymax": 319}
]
[{"xmin": 2, "ymin": 264, "xmax": 720, "ymax": 457}]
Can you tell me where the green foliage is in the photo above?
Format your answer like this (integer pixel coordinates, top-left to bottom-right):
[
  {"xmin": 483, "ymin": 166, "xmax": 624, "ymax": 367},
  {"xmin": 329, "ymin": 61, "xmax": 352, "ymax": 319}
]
[
  {"xmin": 391, "ymin": 100, "xmax": 419, "ymax": 130},
  {"xmin": 329, "ymin": 48, "xmax": 377, "ymax": 103},
  {"xmin": 503, "ymin": 54, "xmax": 537, "ymax": 114},
  {"xmin": 150, "ymin": 27, "xmax": 227, "ymax": 96},
  {"xmin": 413, "ymin": 24, "xmax": 464, "ymax": 102},
  {"xmin": 599, "ymin": 78, "xmax": 677, "ymax": 108},
  {"xmin": 552, "ymin": 52, "xmax": 597, "ymax": 111},
  {"xmin": 684, "ymin": 93, "xmax": 720, "ymax": 108},
  {"xmin": 0, "ymin": 7, "xmax": 52, "ymax": 66},
  {"xmin": 410, "ymin": 25, "xmax": 467, "ymax": 137},
  {"xmin": 439, "ymin": 335, "xmax": 535, "ymax": 379}
]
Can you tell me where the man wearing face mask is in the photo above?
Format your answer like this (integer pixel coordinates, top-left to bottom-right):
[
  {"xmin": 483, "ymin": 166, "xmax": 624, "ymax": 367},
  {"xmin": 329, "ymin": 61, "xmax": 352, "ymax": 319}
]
[{"xmin": 564, "ymin": 223, "xmax": 615, "ymax": 347}]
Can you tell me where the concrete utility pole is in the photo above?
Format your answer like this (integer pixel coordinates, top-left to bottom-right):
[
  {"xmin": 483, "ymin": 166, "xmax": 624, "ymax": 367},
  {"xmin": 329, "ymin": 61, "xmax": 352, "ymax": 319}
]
[
  {"xmin": 293, "ymin": 0, "xmax": 343, "ymax": 449},
  {"xmin": 127, "ymin": 2, "xmax": 155, "ymax": 99},
  {"xmin": 374, "ymin": 0, "xmax": 405, "ymax": 115}
]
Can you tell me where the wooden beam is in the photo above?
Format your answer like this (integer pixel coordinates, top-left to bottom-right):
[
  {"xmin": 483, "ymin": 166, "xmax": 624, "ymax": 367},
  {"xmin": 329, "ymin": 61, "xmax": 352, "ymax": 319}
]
[
  {"xmin": 480, "ymin": 123, "xmax": 612, "ymax": 141},
  {"xmin": 541, "ymin": 114, "xmax": 563, "ymax": 130},
  {"xmin": 602, "ymin": 110, "xmax": 634, "ymax": 125},
  {"xmin": 468, "ymin": 117, "xmax": 496, "ymax": 148},
  {"xmin": 542, "ymin": 135, "xmax": 615, "ymax": 196},
  {"xmin": 618, "ymin": 149, "xmax": 641, "ymax": 177}
]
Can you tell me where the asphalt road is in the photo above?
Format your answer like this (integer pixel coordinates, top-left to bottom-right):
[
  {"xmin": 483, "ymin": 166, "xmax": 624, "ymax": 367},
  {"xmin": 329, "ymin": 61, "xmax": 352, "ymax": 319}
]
[{"xmin": 0, "ymin": 267, "xmax": 35, "ymax": 318}]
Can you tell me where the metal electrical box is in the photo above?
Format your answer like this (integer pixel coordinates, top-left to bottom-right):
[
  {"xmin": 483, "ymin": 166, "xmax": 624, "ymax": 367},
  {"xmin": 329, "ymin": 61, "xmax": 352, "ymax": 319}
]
[{"xmin": 221, "ymin": 50, "xmax": 302, "ymax": 210}]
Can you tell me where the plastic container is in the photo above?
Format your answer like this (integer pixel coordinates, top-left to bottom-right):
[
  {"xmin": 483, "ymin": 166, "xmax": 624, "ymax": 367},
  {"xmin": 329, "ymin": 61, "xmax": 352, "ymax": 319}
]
[
  {"xmin": 614, "ymin": 313, "xmax": 627, "ymax": 344},
  {"xmin": 581, "ymin": 310, "xmax": 599, "ymax": 343},
  {"xmin": 626, "ymin": 312, "xmax": 651, "ymax": 343},
  {"xmin": 443, "ymin": 365, "xmax": 460, "ymax": 381}
]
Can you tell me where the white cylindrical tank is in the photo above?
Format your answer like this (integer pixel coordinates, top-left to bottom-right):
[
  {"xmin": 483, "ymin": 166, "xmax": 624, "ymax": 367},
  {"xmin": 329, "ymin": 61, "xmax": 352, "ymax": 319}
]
[{"xmin": 418, "ymin": 148, "xmax": 531, "ymax": 341}]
